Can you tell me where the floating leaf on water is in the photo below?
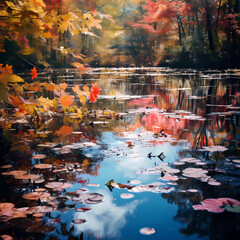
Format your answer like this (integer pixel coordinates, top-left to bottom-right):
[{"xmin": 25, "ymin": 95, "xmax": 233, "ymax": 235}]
[
  {"xmin": 87, "ymin": 183, "xmax": 99, "ymax": 187},
  {"xmin": 34, "ymin": 179, "xmax": 45, "ymax": 184},
  {"xmin": 192, "ymin": 204, "xmax": 207, "ymax": 210},
  {"xmin": 9, "ymin": 170, "xmax": 27, "ymax": 176},
  {"xmin": 0, "ymin": 235, "xmax": 13, "ymax": 240},
  {"xmin": 76, "ymin": 207, "xmax": 92, "ymax": 212},
  {"xmin": 232, "ymin": 160, "xmax": 240, "ymax": 163},
  {"xmin": 120, "ymin": 193, "xmax": 135, "ymax": 199},
  {"xmin": 33, "ymin": 213, "xmax": 44, "ymax": 218},
  {"xmin": 76, "ymin": 188, "xmax": 88, "ymax": 194},
  {"xmin": 34, "ymin": 188, "xmax": 46, "ymax": 192},
  {"xmin": 195, "ymin": 162, "xmax": 207, "ymax": 166},
  {"xmin": 161, "ymin": 175, "xmax": 179, "ymax": 181},
  {"xmin": 0, "ymin": 165, "xmax": 13, "ymax": 169},
  {"xmin": 166, "ymin": 169, "xmax": 180, "ymax": 174},
  {"xmin": 0, "ymin": 203, "xmax": 14, "ymax": 210},
  {"xmin": 172, "ymin": 161, "xmax": 185, "ymax": 166},
  {"xmin": 45, "ymin": 182, "xmax": 63, "ymax": 189},
  {"xmin": 217, "ymin": 198, "xmax": 240, "ymax": 206},
  {"xmin": 208, "ymin": 181, "xmax": 221, "ymax": 186},
  {"xmin": 32, "ymin": 154, "xmax": 47, "ymax": 159},
  {"xmin": 206, "ymin": 205, "xmax": 224, "ymax": 213},
  {"xmin": 14, "ymin": 174, "xmax": 41, "ymax": 180},
  {"xmin": 127, "ymin": 180, "xmax": 141, "ymax": 185},
  {"xmin": 201, "ymin": 198, "xmax": 222, "ymax": 207},
  {"xmin": 187, "ymin": 189, "xmax": 199, "ymax": 193},
  {"xmin": 73, "ymin": 219, "xmax": 86, "ymax": 224},
  {"xmin": 22, "ymin": 192, "xmax": 44, "ymax": 201},
  {"xmin": 139, "ymin": 227, "xmax": 156, "ymax": 235},
  {"xmin": 88, "ymin": 193, "xmax": 104, "ymax": 201},
  {"xmin": 225, "ymin": 205, "xmax": 240, "ymax": 213},
  {"xmin": 202, "ymin": 145, "xmax": 228, "ymax": 152},
  {"xmin": 28, "ymin": 206, "xmax": 53, "ymax": 213},
  {"xmin": 34, "ymin": 164, "xmax": 52, "ymax": 169}
]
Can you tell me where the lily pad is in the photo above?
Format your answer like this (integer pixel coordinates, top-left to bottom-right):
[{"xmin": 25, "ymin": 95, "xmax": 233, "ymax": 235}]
[
  {"xmin": 32, "ymin": 154, "xmax": 47, "ymax": 159},
  {"xmin": 73, "ymin": 219, "xmax": 86, "ymax": 224},
  {"xmin": 0, "ymin": 235, "xmax": 13, "ymax": 240},
  {"xmin": 225, "ymin": 205, "xmax": 240, "ymax": 213},
  {"xmin": 0, "ymin": 165, "xmax": 13, "ymax": 169},
  {"xmin": 139, "ymin": 227, "xmax": 156, "ymax": 235},
  {"xmin": 34, "ymin": 164, "xmax": 52, "ymax": 169},
  {"xmin": 120, "ymin": 193, "xmax": 135, "ymax": 199},
  {"xmin": 192, "ymin": 204, "xmax": 207, "ymax": 210},
  {"xmin": 76, "ymin": 207, "xmax": 91, "ymax": 212}
]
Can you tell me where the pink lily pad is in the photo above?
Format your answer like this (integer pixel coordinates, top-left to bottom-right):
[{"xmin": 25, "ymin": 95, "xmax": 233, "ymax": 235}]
[
  {"xmin": 192, "ymin": 204, "xmax": 207, "ymax": 210},
  {"xmin": 187, "ymin": 189, "xmax": 199, "ymax": 193},
  {"xmin": 76, "ymin": 207, "xmax": 91, "ymax": 212},
  {"xmin": 206, "ymin": 205, "xmax": 224, "ymax": 213},
  {"xmin": 218, "ymin": 198, "xmax": 240, "ymax": 206},
  {"xmin": 120, "ymin": 193, "xmax": 135, "ymax": 199},
  {"xmin": 161, "ymin": 175, "xmax": 179, "ymax": 181},
  {"xmin": 208, "ymin": 181, "xmax": 221, "ymax": 186},
  {"xmin": 87, "ymin": 183, "xmax": 99, "ymax": 187},
  {"xmin": 201, "ymin": 198, "xmax": 223, "ymax": 207},
  {"xmin": 73, "ymin": 219, "xmax": 86, "ymax": 224},
  {"xmin": 139, "ymin": 227, "xmax": 156, "ymax": 235},
  {"xmin": 0, "ymin": 235, "xmax": 13, "ymax": 240}
]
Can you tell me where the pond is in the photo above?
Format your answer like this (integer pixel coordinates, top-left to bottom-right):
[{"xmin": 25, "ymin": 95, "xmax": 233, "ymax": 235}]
[{"xmin": 0, "ymin": 67, "xmax": 240, "ymax": 240}]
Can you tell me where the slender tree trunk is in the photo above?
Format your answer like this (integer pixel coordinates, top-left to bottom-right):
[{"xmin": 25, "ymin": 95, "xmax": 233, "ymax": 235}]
[
  {"xmin": 177, "ymin": 16, "xmax": 182, "ymax": 44},
  {"xmin": 205, "ymin": 0, "xmax": 215, "ymax": 51}
]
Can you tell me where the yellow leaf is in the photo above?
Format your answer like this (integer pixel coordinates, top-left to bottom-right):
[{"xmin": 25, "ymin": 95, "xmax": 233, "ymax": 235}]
[
  {"xmin": 79, "ymin": 95, "xmax": 86, "ymax": 105},
  {"xmin": 68, "ymin": 106, "xmax": 75, "ymax": 112},
  {"xmin": 24, "ymin": 104, "xmax": 37, "ymax": 116},
  {"xmin": 18, "ymin": 48, "xmax": 35, "ymax": 55},
  {"xmin": 52, "ymin": 99, "xmax": 58, "ymax": 109},
  {"xmin": 77, "ymin": 108, "xmax": 82, "ymax": 119}
]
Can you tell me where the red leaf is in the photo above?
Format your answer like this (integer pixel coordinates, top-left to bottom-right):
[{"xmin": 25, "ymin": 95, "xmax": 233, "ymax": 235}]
[{"xmin": 29, "ymin": 67, "xmax": 37, "ymax": 80}]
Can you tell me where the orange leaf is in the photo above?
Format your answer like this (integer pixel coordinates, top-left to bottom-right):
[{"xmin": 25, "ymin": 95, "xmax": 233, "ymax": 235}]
[
  {"xmin": 29, "ymin": 67, "xmax": 37, "ymax": 79},
  {"xmin": 83, "ymin": 85, "xmax": 90, "ymax": 96},
  {"xmin": 72, "ymin": 62, "xmax": 91, "ymax": 73},
  {"xmin": 44, "ymin": 83, "xmax": 55, "ymax": 91},
  {"xmin": 72, "ymin": 85, "xmax": 82, "ymax": 95},
  {"xmin": 55, "ymin": 125, "xmax": 73, "ymax": 137},
  {"xmin": 83, "ymin": 159, "xmax": 89, "ymax": 166},
  {"xmin": 60, "ymin": 83, "xmax": 67, "ymax": 90},
  {"xmin": 59, "ymin": 95, "xmax": 74, "ymax": 108}
]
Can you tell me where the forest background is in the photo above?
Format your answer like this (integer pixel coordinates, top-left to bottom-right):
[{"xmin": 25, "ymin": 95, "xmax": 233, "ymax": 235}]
[{"xmin": 0, "ymin": 0, "xmax": 240, "ymax": 70}]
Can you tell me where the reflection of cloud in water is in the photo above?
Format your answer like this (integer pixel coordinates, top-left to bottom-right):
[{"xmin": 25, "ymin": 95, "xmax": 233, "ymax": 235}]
[
  {"xmin": 73, "ymin": 189, "xmax": 142, "ymax": 239},
  {"xmin": 116, "ymin": 144, "xmax": 177, "ymax": 179}
]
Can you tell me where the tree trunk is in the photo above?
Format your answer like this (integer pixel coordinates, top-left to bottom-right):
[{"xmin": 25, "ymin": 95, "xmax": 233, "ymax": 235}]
[{"xmin": 205, "ymin": 0, "xmax": 215, "ymax": 51}]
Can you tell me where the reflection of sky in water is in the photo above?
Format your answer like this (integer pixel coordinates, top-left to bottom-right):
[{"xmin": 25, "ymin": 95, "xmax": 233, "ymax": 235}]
[
  {"xmin": 99, "ymin": 131, "xmax": 182, "ymax": 180},
  {"xmin": 73, "ymin": 131, "xmax": 206, "ymax": 240},
  {"xmin": 72, "ymin": 189, "xmax": 142, "ymax": 239}
]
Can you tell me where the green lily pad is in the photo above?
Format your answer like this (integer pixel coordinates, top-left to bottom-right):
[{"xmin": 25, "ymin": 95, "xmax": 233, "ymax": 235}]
[{"xmin": 225, "ymin": 205, "xmax": 240, "ymax": 213}]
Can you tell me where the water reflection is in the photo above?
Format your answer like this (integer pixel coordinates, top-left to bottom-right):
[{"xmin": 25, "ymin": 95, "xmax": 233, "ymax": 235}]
[
  {"xmin": 73, "ymin": 189, "xmax": 142, "ymax": 239},
  {"xmin": 0, "ymin": 68, "xmax": 240, "ymax": 240}
]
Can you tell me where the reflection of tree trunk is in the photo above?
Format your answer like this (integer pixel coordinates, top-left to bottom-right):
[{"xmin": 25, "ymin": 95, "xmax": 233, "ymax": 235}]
[
  {"xmin": 205, "ymin": 0, "xmax": 215, "ymax": 51},
  {"xmin": 234, "ymin": 0, "xmax": 239, "ymax": 12}
]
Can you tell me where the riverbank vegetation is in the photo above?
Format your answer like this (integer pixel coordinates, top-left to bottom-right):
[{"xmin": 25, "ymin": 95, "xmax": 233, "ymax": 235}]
[{"xmin": 0, "ymin": 0, "xmax": 240, "ymax": 69}]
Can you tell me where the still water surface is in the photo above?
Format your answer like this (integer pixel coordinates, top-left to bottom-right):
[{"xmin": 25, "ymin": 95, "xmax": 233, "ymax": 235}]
[{"xmin": 0, "ymin": 67, "xmax": 240, "ymax": 240}]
